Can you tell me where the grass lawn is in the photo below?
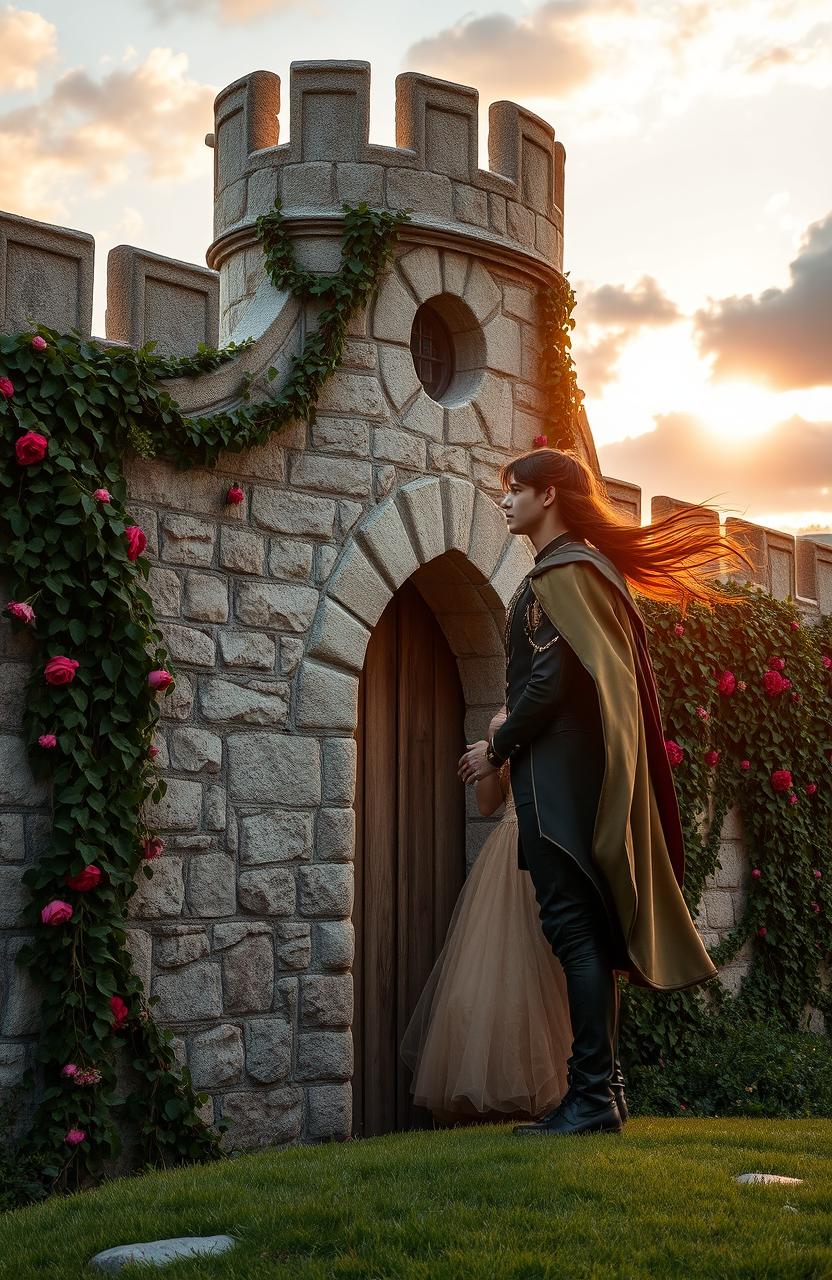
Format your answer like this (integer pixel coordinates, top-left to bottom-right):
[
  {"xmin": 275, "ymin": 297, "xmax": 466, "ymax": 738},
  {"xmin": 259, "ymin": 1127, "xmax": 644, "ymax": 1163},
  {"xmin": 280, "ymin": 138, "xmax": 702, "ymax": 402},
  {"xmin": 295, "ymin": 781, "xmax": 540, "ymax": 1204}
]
[{"xmin": 1, "ymin": 1118, "xmax": 831, "ymax": 1279}]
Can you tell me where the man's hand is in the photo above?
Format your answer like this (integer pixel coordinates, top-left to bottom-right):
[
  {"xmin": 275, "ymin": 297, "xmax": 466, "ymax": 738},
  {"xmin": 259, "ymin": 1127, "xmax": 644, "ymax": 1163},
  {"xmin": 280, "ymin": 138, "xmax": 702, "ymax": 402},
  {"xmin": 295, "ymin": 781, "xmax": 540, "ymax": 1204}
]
[{"xmin": 458, "ymin": 740, "xmax": 498, "ymax": 785}]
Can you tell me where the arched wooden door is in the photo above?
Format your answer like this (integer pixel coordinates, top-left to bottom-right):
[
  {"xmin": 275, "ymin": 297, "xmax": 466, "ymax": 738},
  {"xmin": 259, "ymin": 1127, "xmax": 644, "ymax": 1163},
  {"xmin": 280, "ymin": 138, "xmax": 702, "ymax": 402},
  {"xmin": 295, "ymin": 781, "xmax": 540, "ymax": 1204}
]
[{"xmin": 352, "ymin": 578, "xmax": 467, "ymax": 1137}]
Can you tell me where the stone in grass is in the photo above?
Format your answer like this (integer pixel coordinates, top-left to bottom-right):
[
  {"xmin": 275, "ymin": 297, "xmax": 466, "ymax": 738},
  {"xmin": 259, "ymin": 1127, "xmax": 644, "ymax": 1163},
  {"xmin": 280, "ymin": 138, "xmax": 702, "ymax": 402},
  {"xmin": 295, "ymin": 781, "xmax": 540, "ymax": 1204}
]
[
  {"xmin": 90, "ymin": 1235, "xmax": 236, "ymax": 1272},
  {"xmin": 735, "ymin": 1172, "xmax": 804, "ymax": 1185}
]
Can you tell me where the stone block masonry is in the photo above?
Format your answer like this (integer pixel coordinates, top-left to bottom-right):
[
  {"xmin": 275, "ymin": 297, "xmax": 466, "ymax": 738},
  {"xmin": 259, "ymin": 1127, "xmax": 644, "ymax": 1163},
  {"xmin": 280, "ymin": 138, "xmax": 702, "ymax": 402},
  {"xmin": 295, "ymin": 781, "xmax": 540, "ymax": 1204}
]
[{"xmin": 0, "ymin": 60, "xmax": 830, "ymax": 1155}]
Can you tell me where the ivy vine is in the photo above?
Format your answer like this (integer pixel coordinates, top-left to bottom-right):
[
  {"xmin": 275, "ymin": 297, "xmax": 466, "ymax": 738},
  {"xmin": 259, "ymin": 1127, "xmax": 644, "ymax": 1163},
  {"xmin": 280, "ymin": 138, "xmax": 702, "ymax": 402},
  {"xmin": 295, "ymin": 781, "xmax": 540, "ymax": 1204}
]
[
  {"xmin": 538, "ymin": 274, "xmax": 584, "ymax": 452},
  {"xmin": 0, "ymin": 201, "xmax": 407, "ymax": 1201}
]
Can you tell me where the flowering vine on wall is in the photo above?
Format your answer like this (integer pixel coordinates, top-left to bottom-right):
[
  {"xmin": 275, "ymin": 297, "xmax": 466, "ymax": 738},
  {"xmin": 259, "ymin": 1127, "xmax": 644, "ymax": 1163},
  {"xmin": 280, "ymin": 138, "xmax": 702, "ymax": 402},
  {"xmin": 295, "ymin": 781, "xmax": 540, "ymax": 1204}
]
[
  {"xmin": 622, "ymin": 584, "xmax": 832, "ymax": 1071},
  {"xmin": 0, "ymin": 201, "xmax": 408, "ymax": 1201}
]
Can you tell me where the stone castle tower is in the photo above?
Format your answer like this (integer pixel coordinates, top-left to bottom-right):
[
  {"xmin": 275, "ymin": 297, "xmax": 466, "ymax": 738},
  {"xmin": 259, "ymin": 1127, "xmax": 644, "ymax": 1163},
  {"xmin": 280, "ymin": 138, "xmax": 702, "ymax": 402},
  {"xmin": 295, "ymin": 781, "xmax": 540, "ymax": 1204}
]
[{"xmin": 1, "ymin": 62, "xmax": 830, "ymax": 1148}]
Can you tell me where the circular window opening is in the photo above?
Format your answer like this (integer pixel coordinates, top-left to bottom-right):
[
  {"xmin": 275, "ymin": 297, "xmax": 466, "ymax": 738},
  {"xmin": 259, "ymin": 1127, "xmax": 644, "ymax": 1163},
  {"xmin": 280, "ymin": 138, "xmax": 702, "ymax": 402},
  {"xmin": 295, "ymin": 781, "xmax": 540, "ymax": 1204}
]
[
  {"xmin": 410, "ymin": 304, "xmax": 454, "ymax": 400},
  {"xmin": 409, "ymin": 294, "xmax": 486, "ymax": 408}
]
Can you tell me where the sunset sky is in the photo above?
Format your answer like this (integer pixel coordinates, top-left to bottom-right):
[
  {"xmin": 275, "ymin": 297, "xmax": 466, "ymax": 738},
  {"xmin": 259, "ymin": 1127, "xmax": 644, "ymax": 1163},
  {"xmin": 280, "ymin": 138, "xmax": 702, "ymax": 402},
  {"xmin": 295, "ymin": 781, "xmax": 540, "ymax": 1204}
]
[{"xmin": 2, "ymin": 0, "xmax": 830, "ymax": 531}]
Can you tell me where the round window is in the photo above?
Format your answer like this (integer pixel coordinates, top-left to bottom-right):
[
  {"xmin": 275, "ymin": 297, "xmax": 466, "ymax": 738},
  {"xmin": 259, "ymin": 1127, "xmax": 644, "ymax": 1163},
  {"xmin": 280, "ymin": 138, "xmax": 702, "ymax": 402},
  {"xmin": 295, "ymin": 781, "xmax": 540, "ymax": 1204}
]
[{"xmin": 410, "ymin": 303, "xmax": 455, "ymax": 401}]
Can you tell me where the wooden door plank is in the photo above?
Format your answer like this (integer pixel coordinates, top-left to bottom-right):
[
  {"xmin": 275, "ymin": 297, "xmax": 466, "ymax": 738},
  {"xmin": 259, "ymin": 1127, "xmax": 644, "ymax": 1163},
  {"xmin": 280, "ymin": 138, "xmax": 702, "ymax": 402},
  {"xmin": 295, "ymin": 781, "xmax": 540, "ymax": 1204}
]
[{"xmin": 352, "ymin": 667, "xmax": 366, "ymax": 1137}]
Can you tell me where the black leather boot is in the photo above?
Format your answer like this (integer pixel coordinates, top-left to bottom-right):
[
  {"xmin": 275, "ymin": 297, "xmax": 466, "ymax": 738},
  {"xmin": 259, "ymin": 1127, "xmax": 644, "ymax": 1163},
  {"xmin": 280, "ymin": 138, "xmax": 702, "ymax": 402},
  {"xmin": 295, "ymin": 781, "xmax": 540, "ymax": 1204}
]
[{"xmin": 512, "ymin": 1088, "xmax": 622, "ymax": 1137}]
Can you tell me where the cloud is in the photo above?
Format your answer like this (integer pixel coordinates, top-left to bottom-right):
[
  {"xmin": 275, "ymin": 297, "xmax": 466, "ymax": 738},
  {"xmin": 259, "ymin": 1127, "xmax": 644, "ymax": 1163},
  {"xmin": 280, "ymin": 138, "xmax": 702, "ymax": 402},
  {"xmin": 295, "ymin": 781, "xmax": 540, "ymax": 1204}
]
[
  {"xmin": 0, "ymin": 5, "xmax": 57, "ymax": 92},
  {"xmin": 598, "ymin": 411, "xmax": 832, "ymax": 522},
  {"xmin": 404, "ymin": 1, "xmax": 612, "ymax": 100},
  {"xmin": 146, "ymin": 0, "xmax": 293, "ymax": 21},
  {"xmin": 579, "ymin": 275, "xmax": 679, "ymax": 327},
  {"xmin": 572, "ymin": 275, "xmax": 681, "ymax": 394},
  {"xmin": 694, "ymin": 213, "xmax": 832, "ymax": 391},
  {"xmin": 405, "ymin": 0, "xmax": 832, "ymax": 129},
  {"xmin": 0, "ymin": 48, "xmax": 214, "ymax": 220}
]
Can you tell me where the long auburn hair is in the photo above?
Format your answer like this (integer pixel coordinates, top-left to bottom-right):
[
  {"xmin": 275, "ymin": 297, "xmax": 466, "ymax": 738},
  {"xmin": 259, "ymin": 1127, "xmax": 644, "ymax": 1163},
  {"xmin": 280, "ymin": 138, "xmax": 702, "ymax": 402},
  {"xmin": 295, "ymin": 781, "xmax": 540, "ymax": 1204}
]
[{"xmin": 499, "ymin": 447, "xmax": 754, "ymax": 611}]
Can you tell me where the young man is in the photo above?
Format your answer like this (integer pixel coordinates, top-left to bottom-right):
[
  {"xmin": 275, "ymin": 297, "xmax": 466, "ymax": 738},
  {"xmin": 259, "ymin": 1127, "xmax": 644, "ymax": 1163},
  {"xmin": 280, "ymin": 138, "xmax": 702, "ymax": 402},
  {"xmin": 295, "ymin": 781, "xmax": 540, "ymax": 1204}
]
[{"xmin": 458, "ymin": 446, "xmax": 749, "ymax": 1137}]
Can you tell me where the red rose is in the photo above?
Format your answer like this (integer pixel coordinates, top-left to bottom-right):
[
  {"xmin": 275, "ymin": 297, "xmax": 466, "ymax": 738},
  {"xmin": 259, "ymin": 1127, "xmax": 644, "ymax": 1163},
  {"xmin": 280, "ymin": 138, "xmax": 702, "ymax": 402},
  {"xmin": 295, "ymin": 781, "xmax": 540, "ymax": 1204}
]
[
  {"xmin": 704, "ymin": 749, "xmax": 720, "ymax": 767},
  {"xmin": 124, "ymin": 525, "xmax": 147, "ymax": 562},
  {"xmin": 822, "ymin": 655, "xmax": 832, "ymax": 670},
  {"xmin": 226, "ymin": 484, "xmax": 245, "ymax": 505},
  {"xmin": 44, "ymin": 655, "xmax": 79, "ymax": 685},
  {"xmin": 740, "ymin": 759, "xmax": 751, "ymax": 771},
  {"xmin": 771, "ymin": 769, "xmax": 793, "ymax": 793},
  {"xmin": 763, "ymin": 670, "xmax": 788, "ymax": 697},
  {"xmin": 813, "ymin": 869, "xmax": 822, "ymax": 879},
  {"xmin": 0, "ymin": 376, "xmax": 14, "ymax": 398},
  {"xmin": 142, "ymin": 836, "xmax": 164, "ymax": 860},
  {"xmin": 110, "ymin": 995, "xmax": 129, "ymax": 1030},
  {"xmin": 790, "ymin": 619, "xmax": 800, "ymax": 631},
  {"xmin": 31, "ymin": 335, "xmax": 47, "ymax": 351},
  {"xmin": 148, "ymin": 744, "xmax": 160, "ymax": 760},
  {"xmin": 665, "ymin": 739, "xmax": 684, "ymax": 767},
  {"xmin": 15, "ymin": 431, "xmax": 48, "ymax": 465},
  {"xmin": 65, "ymin": 864, "xmax": 102, "ymax": 892},
  {"xmin": 788, "ymin": 792, "xmax": 798, "ymax": 805},
  {"xmin": 758, "ymin": 926, "xmax": 767, "ymax": 938},
  {"xmin": 673, "ymin": 622, "xmax": 685, "ymax": 637},
  {"xmin": 767, "ymin": 656, "xmax": 786, "ymax": 671},
  {"xmin": 751, "ymin": 868, "xmax": 761, "ymax": 879},
  {"xmin": 147, "ymin": 669, "xmax": 173, "ymax": 691},
  {"xmin": 532, "ymin": 434, "xmax": 548, "ymax": 448},
  {"xmin": 93, "ymin": 488, "xmax": 112, "ymax": 503},
  {"xmin": 718, "ymin": 671, "xmax": 736, "ymax": 696}
]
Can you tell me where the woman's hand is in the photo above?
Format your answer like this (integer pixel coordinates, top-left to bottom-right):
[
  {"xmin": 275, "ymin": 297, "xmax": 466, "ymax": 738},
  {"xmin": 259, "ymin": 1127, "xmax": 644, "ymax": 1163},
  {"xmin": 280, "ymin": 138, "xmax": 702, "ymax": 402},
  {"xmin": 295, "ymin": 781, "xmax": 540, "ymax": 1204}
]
[{"xmin": 457, "ymin": 740, "xmax": 498, "ymax": 785}]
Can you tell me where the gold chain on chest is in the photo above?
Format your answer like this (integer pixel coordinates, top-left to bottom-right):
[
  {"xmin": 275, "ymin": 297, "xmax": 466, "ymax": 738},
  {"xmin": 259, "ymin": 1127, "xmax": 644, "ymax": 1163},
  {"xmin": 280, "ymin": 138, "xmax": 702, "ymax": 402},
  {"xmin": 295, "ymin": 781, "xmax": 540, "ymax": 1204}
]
[{"xmin": 504, "ymin": 579, "xmax": 561, "ymax": 654}]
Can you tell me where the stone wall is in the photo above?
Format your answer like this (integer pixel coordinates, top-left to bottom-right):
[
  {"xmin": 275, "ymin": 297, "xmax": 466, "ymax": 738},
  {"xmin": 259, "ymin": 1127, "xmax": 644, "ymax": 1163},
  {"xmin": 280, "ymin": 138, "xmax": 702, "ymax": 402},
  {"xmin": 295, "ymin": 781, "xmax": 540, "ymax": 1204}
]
[{"xmin": 1, "ymin": 61, "xmax": 830, "ymax": 1143}]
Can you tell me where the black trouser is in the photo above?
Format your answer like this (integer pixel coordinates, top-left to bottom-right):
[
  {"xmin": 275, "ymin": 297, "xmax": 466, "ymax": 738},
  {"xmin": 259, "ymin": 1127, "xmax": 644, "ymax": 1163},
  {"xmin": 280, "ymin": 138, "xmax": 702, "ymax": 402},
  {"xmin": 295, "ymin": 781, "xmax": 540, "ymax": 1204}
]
[{"xmin": 516, "ymin": 801, "xmax": 618, "ymax": 1109}]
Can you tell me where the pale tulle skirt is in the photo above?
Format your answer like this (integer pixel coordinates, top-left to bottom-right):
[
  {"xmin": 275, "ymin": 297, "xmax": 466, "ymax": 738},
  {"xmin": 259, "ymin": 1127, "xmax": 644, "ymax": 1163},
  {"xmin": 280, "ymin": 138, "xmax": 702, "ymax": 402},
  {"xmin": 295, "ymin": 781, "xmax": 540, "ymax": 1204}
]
[{"xmin": 400, "ymin": 813, "xmax": 573, "ymax": 1117}]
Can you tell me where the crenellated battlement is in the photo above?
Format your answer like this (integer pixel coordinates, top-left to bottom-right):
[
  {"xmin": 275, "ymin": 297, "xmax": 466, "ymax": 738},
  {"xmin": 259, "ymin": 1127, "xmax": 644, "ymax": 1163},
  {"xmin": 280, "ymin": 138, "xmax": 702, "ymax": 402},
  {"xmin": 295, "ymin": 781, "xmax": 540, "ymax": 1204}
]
[{"xmin": 207, "ymin": 62, "xmax": 564, "ymax": 272}]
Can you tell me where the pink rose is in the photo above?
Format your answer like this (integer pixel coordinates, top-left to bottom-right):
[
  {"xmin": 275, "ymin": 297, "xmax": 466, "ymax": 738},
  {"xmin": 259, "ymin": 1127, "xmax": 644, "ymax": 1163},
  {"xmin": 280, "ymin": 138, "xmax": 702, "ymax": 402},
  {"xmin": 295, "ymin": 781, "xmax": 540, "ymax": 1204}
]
[
  {"xmin": 810, "ymin": 901, "xmax": 821, "ymax": 914},
  {"xmin": 93, "ymin": 488, "xmax": 112, "ymax": 503},
  {"xmin": 31, "ymin": 335, "xmax": 47, "ymax": 351},
  {"xmin": 665, "ymin": 739, "xmax": 684, "ymax": 767},
  {"xmin": 696, "ymin": 706, "xmax": 709, "ymax": 720},
  {"xmin": 0, "ymin": 376, "xmax": 14, "ymax": 398},
  {"xmin": 822, "ymin": 655, "xmax": 832, "ymax": 670},
  {"xmin": 790, "ymin": 619, "xmax": 800, "ymax": 631},
  {"xmin": 814, "ymin": 869, "xmax": 822, "ymax": 879},
  {"xmin": 673, "ymin": 622, "xmax": 685, "ymax": 637},
  {"xmin": 532, "ymin": 434, "xmax": 548, "ymax": 448},
  {"xmin": 718, "ymin": 671, "xmax": 736, "ymax": 696},
  {"xmin": 110, "ymin": 995, "xmax": 129, "ymax": 1030},
  {"xmin": 142, "ymin": 836, "xmax": 164, "ymax": 860},
  {"xmin": 6, "ymin": 600, "xmax": 35, "ymax": 624},
  {"xmin": 148, "ymin": 744, "xmax": 160, "ymax": 760},
  {"xmin": 751, "ymin": 868, "xmax": 761, "ymax": 879},
  {"xmin": 767, "ymin": 656, "xmax": 786, "ymax": 671},
  {"xmin": 44, "ymin": 655, "xmax": 79, "ymax": 686},
  {"xmin": 704, "ymin": 750, "xmax": 720, "ymax": 767},
  {"xmin": 124, "ymin": 525, "xmax": 147, "ymax": 562},
  {"xmin": 147, "ymin": 669, "xmax": 173, "ymax": 691},
  {"xmin": 65, "ymin": 1128, "xmax": 86, "ymax": 1146},
  {"xmin": 788, "ymin": 792, "xmax": 798, "ymax": 805},
  {"xmin": 758, "ymin": 926, "xmax": 767, "ymax": 938},
  {"xmin": 41, "ymin": 899, "xmax": 73, "ymax": 926},
  {"xmin": 15, "ymin": 430, "xmax": 48, "ymax": 465},
  {"xmin": 740, "ymin": 759, "xmax": 751, "ymax": 771},
  {"xmin": 226, "ymin": 484, "xmax": 245, "ymax": 505},
  {"xmin": 65, "ymin": 864, "xmax": 102, "ymax": 892},
  {"xmin": 61, "ymin": 1063, "xmax": 78, "ymax": 1079},
  {"xmin": 771, "ymin": 769, "xmax": 793, "ymax": 793},
  {"xmin": 38, "ymin": 733, "xmax": 57, "ymax": 749}
]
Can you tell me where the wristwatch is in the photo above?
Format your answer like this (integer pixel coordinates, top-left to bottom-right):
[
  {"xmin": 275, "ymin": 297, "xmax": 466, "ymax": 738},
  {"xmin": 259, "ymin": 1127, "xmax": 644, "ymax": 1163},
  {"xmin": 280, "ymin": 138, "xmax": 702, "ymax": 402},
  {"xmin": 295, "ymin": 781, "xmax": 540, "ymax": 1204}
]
[{"xmin": 485, "ymin": 738, "xmax": 504, "ymax": 768}]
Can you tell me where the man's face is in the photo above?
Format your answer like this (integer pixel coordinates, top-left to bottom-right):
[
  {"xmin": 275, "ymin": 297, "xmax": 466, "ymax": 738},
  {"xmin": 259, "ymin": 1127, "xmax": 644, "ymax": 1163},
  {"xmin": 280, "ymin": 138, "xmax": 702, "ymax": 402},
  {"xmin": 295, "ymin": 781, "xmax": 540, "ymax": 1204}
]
[{"xmin": 499, "ymin": 479, "xmax": 552, "ymax": 536}]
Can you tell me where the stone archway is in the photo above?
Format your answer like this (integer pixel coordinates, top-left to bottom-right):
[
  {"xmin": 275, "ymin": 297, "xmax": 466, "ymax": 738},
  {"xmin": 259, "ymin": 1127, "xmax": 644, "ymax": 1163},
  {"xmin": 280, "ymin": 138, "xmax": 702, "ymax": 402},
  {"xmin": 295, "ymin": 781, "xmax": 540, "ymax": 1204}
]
[{"xmin": 294, "ymin": 476, "xmax": 533, "ymax": 1134}]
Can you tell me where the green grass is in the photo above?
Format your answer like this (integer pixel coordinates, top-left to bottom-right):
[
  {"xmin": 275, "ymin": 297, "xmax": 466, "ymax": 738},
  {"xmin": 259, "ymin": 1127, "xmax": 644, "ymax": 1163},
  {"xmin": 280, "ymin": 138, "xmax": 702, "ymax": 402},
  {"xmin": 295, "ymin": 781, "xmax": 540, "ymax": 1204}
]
[{"xmin": 1, "ymin": 1119, "xmax": 831, "ymax": 1279}]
